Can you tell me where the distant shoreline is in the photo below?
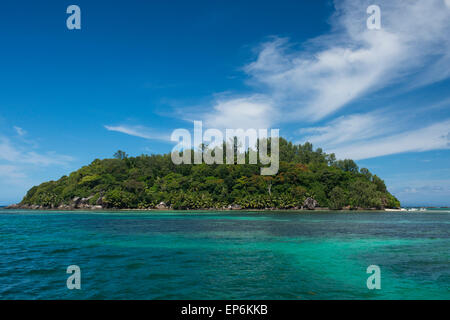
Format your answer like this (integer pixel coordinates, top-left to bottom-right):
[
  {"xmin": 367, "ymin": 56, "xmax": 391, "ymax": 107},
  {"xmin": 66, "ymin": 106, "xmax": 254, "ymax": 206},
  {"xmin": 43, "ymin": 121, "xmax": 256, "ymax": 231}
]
[
  {"xmin": 2, "ymin": 206, "xmax": 449, "ymax": 213},
  {"xmin": 2, "ymin": 205, "xmax": 383, "ymax": 212}
]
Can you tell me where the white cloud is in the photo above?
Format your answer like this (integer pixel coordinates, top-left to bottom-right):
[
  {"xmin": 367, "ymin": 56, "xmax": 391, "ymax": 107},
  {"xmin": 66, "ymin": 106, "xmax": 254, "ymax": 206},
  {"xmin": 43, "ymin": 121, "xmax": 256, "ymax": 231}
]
[
  {"xmin": 0, "ymin": 137, "xmax": 21, "ymax": 162},
  {"xmin": 401, "ymin": 185, "xmax": 449, "ymax": 194},
  {"xmin": 299, "ymin": 112, "xmax": 397, "ymax": 148},
  {"xmin": 104, "ymin": 124, "xmax": 170, "ymax": 141},
  {"xmin": 0, "ymin": 131, "xmax": 74, "ymax": 201},
  {"xmin": 13, "ymin": 126, "xmax": 26, "ymax": 136},
  {"xmin": 200, "ymin": 0, "xmax": 450, "ymax": 129},
  {"xmin": 390, "ymin": 177, "xmax": 450, "ymax": 206},
  {"xmin": 22, "ymin": 151, "xmax": 73, "ymax": 166},
  {"xmin": 245, "ymin": 32, "xmax": 403, "ymax": 121},
  {"xmin": 0, "ymin": 165, "xmax": 27, "ymax": 180},
  {"xmin": 325, "ymin": 119, "xmax": 450, "ymax": 160},
  {"xmin": 242, "ymin": 0, "xmax": 450, "ymax": 122},
  {"xmin": 0, "ymin": 137, "xmax": 73, "ymax": 166},
  {"xmin": 107, "ymin": 1, "xmax": 450, "ymax": 162},
  {"xmin": 194, "ymin": 0, "xmax": 450, "ymax": 160},
  {"xmin": 299, "ymin": 105, "xmax": 450, "ymax": 160},
  {"xmin": 203, "ymin": 95, "xmax": 276, "ymax": 129}
]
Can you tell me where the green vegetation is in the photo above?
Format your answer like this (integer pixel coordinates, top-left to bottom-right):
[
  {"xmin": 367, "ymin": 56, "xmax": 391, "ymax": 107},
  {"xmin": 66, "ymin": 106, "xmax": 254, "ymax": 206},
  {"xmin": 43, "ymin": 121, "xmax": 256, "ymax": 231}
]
[{"xmin": 19, "ymin": 138, "xmax": 400, "ymax": 210}]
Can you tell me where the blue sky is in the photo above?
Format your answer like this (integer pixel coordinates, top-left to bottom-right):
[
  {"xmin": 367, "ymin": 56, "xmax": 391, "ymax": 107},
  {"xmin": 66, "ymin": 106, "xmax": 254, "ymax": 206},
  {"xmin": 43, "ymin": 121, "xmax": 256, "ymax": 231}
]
[{"xmin": 0, "ymin": 0, "xmax": 449, "ymax": 206}]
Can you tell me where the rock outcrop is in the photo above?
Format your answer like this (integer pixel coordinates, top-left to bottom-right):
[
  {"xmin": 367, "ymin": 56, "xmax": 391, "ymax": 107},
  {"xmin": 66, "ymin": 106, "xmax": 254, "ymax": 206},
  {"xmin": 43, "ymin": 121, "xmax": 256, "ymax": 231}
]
[
  {"xmin": 303, "ymin": 197, "xmax": 318, "ymax": 210},
  {"xmin": 156, "ymin": 202, "xmax": 168, "ymax": 210},
  {"xmin": 5, "ymin": 194, "xmax": 106, "ymax": 210},
  {"xmin": 72, "ymin": 197, "xmax": 82, "ymax": 208},
  {"xmin": 96, "ymin": 196, "xmax": 105, "ymax": 206}
]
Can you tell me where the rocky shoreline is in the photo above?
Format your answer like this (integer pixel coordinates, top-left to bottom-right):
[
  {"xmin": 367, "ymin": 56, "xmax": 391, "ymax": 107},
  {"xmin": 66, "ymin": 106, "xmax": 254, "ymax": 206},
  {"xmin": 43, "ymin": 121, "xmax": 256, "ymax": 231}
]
[{"xmin": 5, "ymin": 196, "xmax": 385, "ymax": 211}]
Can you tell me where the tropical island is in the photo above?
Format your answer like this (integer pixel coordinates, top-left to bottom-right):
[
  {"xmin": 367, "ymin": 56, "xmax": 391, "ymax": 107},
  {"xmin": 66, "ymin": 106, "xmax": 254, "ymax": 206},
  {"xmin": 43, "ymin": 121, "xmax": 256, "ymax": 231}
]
[{"xmin": 8, "ymin": 138, "xmax": 400, "ymax": 211}]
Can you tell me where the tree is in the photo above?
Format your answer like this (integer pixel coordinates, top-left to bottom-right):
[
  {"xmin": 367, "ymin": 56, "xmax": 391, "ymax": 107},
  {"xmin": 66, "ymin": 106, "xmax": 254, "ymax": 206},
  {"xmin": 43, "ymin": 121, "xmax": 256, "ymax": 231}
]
[
  {"xmin": 372, "ymin": 175, "xmax": 387, "ymax": 193},
  {"xmin": 334, "ymin": 159, "xmax": 359, "ymax": 173},
  {"xmin": 19, "ymin": 137, "xmax": 400, "ymax": 209},
  {"xmin": 348, "ymin": 179, "xmax": 381, "ymax": 209},
  {"xmin": 329, "ymin": 186, "xmax": 347, "ymax": 210},
  {"xmin": 360, "ymin": 168, "xmax": 372, "ymax": 180},
  {"xmin": 114, "ymin": 150, "xmax": 128, "ymax": 160}
]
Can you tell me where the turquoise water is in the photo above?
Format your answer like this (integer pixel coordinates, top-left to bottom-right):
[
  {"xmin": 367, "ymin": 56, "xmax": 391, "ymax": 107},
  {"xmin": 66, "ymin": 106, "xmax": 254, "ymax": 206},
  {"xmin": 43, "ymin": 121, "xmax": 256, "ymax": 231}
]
[{"xmin": 0, "ymin": 209, "xmax": 448, "ymax": 299}]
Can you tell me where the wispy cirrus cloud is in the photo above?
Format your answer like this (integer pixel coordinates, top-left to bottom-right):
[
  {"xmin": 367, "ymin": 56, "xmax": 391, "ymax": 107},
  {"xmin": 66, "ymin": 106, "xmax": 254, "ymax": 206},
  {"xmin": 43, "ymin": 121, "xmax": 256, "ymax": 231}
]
[
  {"xmin": 0, "ymin": 136, "xmax": 73, "ymax": 166},
  {"xmin": 13, "ymin": 126, "xmax": 26, "ymax": 137},
  {"xmin": 298, "ymin": 112, "xmax": 398, "ymax": 148},
  {"xmin": 105, "ymin": 1, "xmax": 450, "ymax": 163},
  {"xmin": 301, "ymin": 116, "xmax": 450, "ymax": 160},
  {"xmin": 196, "ymin": 0, "xmax": 450, "ymax": 160},
  {"xmin": 389, "ymin": 177, "xmax": 450, "ymax": 206},
  {"xmin": 0, "ymin": 129, "xmax": 74, "ymax": 203},
  {"xmin": 0, "ymin": 165, "xmax": 27, "ymax": 180},
  {"xmin": 104, "ymin": 124, "xmax": 170, "ymax": 141},
  {"xmin": 241, "ymin": 0, "xmax": 450, "ymax": 123},
  {"xmin": 245, "ymin": 32, "xmax": 403, "ymax": 122}
]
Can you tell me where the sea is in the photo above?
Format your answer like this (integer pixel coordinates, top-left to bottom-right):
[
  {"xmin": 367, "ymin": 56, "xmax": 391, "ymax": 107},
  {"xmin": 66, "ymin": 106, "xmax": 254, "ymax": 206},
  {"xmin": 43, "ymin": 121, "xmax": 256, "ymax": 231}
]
[{"xmin": 0, "ymin": 209, "xmax": 448, "ymax": 299}]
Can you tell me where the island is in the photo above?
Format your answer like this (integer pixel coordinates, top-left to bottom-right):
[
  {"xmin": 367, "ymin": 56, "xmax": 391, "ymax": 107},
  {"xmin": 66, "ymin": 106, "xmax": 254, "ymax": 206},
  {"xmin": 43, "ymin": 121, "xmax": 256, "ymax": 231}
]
[{"xmin": 8, "ymin": 138, "xmax": 400, "ymax": 211}]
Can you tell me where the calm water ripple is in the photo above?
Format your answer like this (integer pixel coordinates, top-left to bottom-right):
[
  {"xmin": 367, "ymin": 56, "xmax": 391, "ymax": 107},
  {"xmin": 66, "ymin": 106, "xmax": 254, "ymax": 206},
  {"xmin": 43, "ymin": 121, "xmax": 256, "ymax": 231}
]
[{"xmin": 0, "ymin": 209, "xmax": 448, "ymax": 299}]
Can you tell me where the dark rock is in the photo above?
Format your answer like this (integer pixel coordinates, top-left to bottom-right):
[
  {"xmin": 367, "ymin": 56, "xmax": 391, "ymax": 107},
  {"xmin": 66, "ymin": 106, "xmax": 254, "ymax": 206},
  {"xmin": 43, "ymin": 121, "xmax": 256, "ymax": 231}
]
[
  {"xmin": 156, "ymin": 202, "xmax": 168, "ymax": 210},
  {"xmin": 72, "ymin": 197, "xmax": 81, "ymax": 206},
  {"xmin": 303, "ymin": 197, "xmax": 318, "ymax": 210},
  {"xmin": 96, "ymin": 197, "xmax": 105, "ymax": 205},
  {"xmin": 81, "ymin": 195, "xmax": 94, "ymax": 204}
]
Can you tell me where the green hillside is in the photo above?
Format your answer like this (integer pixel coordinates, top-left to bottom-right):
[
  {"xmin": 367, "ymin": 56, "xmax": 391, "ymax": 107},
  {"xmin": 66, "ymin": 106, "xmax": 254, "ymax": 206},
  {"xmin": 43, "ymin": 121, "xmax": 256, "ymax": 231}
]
[{"xmin": 18, "ymin": 138, "xmax": 400, "ymax": 210}]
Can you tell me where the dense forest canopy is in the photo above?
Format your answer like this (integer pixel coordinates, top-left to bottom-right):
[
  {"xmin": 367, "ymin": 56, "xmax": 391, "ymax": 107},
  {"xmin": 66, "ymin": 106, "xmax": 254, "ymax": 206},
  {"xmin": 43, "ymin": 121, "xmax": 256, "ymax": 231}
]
[{"xmin": 19, "ymin": 138, "xmax": 400, "ymax": 210}]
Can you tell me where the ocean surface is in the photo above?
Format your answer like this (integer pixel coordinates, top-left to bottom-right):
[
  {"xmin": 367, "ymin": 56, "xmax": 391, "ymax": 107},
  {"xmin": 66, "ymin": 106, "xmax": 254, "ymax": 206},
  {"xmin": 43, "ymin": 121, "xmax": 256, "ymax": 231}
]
[{"xmin": 0, "ymin": 209, "xmax": 448, "ymax": 300}]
